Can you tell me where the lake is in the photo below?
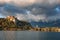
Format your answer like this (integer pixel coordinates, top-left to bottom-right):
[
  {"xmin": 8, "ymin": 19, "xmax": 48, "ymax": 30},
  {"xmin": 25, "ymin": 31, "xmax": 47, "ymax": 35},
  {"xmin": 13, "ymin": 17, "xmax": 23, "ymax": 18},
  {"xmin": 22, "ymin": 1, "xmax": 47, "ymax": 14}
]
[{"xmin": 0, "ymin": 31, "xmax": 60, "ymax": 40}]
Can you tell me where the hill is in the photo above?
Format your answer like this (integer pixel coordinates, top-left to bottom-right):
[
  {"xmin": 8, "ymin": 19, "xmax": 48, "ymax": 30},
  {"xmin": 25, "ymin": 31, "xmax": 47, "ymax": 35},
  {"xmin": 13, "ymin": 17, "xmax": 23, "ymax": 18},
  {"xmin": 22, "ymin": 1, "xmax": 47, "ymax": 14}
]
[
  {"xmin": 30, "ymin": 19, "xmax": 60, "ymax": 27},
  {"xmin": 0, "ymin": 16, "xmax": 32, "ymax": 30}
]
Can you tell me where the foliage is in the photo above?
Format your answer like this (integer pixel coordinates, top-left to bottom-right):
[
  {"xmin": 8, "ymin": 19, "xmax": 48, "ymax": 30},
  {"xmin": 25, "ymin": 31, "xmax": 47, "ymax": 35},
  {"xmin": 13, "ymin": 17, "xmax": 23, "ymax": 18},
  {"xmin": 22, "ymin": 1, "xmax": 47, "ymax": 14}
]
[{"xmin": 0, "ymin": 18, "xmax": 32, "ymax": 30}]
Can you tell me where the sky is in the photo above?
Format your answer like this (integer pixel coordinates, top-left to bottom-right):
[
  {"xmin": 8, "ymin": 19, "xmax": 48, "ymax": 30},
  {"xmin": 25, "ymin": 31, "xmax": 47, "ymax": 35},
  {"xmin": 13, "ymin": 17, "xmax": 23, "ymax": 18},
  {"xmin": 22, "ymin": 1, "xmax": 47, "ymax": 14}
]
[{"xmin": 0, "ymin": 0, "xmax": 60, "ymax": 22}]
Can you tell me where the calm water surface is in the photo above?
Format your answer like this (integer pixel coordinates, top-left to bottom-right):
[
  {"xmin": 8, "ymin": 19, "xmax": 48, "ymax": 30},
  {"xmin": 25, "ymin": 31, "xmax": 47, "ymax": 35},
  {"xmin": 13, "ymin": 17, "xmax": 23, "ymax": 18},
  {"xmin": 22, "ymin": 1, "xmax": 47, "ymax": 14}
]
[{"xmin": 0, "ymin": 31, "xmax": 60, "ymax": 40}]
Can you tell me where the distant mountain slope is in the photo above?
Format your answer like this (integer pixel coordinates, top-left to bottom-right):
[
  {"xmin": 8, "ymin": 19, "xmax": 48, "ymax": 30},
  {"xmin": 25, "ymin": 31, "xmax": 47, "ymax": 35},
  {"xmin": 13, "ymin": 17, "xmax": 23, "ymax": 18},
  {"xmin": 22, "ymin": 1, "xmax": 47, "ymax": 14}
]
[{"xmin": 30, "ymin": 19, "xmax": 60, "ymax": 27}]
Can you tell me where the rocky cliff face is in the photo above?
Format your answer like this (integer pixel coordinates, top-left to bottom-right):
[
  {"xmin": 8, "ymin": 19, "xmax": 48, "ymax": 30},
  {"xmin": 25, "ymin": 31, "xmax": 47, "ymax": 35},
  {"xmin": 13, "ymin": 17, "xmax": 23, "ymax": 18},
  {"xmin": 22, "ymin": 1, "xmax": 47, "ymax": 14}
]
[{"xmin": 0, "ymin": 16, "xmax": 32, "ymax": 30}]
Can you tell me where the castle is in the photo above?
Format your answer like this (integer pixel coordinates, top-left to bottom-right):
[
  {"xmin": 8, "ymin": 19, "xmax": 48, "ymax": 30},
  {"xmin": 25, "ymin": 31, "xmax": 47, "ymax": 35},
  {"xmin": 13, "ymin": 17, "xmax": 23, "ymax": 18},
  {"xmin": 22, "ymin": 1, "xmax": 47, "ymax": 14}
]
[{"xmin": 6, "ymin": 16, "xmax": 16, "ymax": 22}]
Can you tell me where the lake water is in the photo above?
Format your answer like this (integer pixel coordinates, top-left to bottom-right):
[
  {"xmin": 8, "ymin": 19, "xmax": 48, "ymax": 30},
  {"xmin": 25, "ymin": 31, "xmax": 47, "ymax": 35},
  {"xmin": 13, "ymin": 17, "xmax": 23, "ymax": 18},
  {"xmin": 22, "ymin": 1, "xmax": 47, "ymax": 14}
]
[{"xmin": 0, "ymin": 31, "xmax": 60, "ymax": 40}]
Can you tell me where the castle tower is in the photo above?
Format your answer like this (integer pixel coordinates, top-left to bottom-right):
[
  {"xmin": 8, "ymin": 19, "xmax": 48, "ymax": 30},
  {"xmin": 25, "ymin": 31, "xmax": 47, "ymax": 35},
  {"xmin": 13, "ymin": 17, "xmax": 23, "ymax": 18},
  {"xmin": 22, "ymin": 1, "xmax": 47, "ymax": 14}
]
[{"xmin": 6, "ymin": 16, "xmax": 16, "ymax": 22}]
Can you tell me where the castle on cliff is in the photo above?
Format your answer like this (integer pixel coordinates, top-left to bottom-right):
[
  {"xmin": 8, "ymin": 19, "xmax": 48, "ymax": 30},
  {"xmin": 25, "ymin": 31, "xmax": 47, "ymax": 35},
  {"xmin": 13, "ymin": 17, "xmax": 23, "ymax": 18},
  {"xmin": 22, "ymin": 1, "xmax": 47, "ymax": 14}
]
[{"xmin": 6, "ymin": 16, "xmax": 16, "ymax": 22}]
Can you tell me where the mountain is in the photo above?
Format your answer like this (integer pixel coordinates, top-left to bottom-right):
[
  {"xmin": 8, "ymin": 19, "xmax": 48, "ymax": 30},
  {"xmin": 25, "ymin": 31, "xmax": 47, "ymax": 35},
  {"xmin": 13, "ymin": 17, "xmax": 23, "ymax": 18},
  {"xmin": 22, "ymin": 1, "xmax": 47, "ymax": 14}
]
[
  {"xmin": 0, "ymin": 16, "xmax": 32, "ymax": 30},
  {"xmin": 30, "ymin": 19, "xmax": 60, "ymax": 27}
]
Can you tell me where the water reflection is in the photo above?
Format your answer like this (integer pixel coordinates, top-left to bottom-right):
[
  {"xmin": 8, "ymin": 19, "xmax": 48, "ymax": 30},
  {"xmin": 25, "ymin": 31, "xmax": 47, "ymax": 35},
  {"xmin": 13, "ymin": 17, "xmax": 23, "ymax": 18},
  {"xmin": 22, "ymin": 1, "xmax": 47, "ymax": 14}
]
[{"xmin": 0, "ymin": 31, "xmax": 60, "ymax": 40}]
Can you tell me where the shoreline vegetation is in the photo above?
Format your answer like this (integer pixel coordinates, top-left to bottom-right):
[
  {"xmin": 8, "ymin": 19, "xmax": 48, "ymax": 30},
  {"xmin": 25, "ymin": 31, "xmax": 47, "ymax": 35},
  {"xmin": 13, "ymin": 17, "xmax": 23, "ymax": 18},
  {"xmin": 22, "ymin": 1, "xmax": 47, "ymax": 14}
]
[
  {"xmin": 3, "ymin": 27, "xmax": 60, "ymax": 32},
  {"xmin": 0, "ymin": 16, "xmax": 60, "ymax": 32}
]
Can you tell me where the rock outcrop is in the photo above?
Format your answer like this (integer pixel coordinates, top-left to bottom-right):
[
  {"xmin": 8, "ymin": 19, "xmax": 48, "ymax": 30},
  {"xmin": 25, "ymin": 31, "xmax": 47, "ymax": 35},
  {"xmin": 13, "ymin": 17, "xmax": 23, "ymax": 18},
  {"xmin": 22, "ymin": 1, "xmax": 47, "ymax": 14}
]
[{"xmin": 0, "ymin": 16, "xmax": 32, "ymax": 30}]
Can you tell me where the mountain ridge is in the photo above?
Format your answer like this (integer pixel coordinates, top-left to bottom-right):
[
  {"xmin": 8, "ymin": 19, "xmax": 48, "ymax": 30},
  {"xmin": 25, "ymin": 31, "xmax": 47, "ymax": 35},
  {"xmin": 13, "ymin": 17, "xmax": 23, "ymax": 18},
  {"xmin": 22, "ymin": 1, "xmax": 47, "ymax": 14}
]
[
  {"xmin": 30, "ymin": 19, "xmax": 60, "ymax": 27},
  {"xmin": 0, "ymin": 16, "xmax": 32, "ymax": 30}
]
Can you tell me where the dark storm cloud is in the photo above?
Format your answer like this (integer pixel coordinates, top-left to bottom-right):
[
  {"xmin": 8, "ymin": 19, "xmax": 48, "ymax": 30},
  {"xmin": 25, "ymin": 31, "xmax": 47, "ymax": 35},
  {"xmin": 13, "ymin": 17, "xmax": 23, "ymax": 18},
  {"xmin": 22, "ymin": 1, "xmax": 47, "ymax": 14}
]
[
  {"xmin": 0, "ymin": 0, "xmax": 60, "ymax": 22},
  {"xmin": 4, "ymin": 4, "xmax": 27, "ymax": 14},
  {"xmin": 0, "ymin": 4, "xmax": 27, "ymax": 16}
]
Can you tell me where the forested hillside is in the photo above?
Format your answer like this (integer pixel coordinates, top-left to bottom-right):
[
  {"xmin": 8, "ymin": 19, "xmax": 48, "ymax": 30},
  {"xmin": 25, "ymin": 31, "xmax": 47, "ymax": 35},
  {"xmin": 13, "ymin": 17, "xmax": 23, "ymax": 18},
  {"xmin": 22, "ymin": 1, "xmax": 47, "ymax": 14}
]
[{"xmin": 0, "ymin": 17, "xmax": 32, "ymax": 30}]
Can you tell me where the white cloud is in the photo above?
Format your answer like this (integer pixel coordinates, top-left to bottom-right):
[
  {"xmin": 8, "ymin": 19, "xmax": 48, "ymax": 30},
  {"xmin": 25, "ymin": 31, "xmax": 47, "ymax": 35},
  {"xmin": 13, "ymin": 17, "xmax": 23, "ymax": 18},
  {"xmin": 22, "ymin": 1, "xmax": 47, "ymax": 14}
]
[{"xmin": 15, "ymin": 13, "xmax": 46, "ymax": 22}]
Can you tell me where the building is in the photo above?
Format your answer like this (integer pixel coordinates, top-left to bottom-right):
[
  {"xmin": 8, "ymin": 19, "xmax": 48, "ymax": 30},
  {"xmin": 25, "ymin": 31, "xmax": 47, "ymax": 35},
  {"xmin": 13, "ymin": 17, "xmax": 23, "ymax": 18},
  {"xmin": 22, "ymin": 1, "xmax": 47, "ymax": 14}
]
[{"xmin": 6, "ymin": 16, "xmax": 16, "ymax": 22}]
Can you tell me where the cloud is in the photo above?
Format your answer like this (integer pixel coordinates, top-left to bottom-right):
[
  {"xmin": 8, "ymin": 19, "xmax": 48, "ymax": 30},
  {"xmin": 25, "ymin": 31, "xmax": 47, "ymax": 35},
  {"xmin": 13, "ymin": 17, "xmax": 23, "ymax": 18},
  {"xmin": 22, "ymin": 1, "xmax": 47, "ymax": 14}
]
[
  {"xmin": 0, "ymin": 0, "xmax": 36, "ymax": 7},
  {"xmin": 15, "ymin": 7, "xmax": 60, "ymax": 22},
  {"xmin": 0, "ymin": 4, "xmax": 59, "ymax": 22},
  {"xmin": 0, "ymin": 0, "xmax": 60, "ymax": 7},
  {"xmin": 0, "ymin": 0, "xmax": 60, "ymax": 22},
  {"xmin": 15, "ymin": 13, "xmax": 46, "ymax": 22}
]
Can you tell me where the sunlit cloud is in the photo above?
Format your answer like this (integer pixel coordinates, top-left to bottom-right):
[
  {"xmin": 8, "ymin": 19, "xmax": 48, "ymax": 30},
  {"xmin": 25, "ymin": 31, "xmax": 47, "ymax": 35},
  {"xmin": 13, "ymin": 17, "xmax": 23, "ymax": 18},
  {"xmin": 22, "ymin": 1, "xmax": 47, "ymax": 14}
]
[
  {"xmin": 0, "ymin": 0, "xmax": 60, "ymax": 7},
  {"xmin": 0, "ymin": 0, "xmax": 60, "ymax": 22}
]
